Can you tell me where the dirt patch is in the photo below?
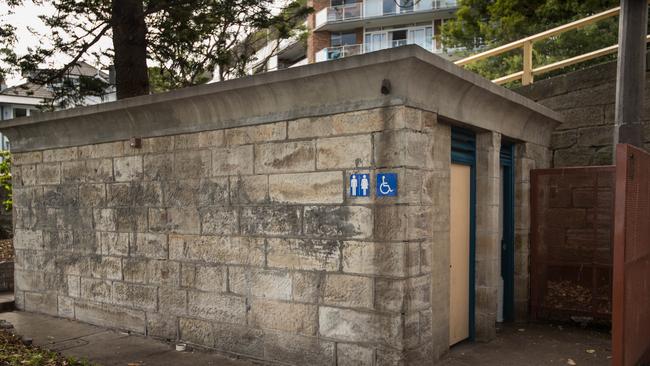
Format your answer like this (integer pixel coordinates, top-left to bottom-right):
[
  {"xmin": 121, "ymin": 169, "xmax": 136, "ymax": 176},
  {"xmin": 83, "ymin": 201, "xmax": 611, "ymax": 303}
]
[{"xmin": 0, "ymin": 239, "xmax": 12, "ymax": 262}]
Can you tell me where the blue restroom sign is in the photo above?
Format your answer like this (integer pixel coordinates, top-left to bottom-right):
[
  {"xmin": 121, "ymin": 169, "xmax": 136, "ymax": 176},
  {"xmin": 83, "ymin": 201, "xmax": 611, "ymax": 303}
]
[
  {"xmin": 376, "ymin": 173, "xmax": 398, "ymax": 197},
  {"xmin": 349, "ymin": 173, "xmax": 370, "ymax": 197}
]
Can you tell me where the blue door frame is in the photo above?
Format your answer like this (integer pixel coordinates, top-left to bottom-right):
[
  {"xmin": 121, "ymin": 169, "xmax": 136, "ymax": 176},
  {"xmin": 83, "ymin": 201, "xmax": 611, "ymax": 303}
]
[
  {"xmin": 451, "ymin": 127, "xmax": 476, "ymax": 341},
  {"xmin": 500, "ymin": 143, "xmax": 515, "ymax": 322}
]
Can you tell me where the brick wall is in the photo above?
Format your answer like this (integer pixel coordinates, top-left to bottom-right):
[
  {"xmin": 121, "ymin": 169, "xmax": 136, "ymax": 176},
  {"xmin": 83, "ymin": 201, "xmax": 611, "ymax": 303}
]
[
  {"xmin": 516, "ymin": 59, "xmax": 650, "ymax": 167},
  {"xmin": 11, "ymin": 105, "xmax": 446, "ymax": 366}
]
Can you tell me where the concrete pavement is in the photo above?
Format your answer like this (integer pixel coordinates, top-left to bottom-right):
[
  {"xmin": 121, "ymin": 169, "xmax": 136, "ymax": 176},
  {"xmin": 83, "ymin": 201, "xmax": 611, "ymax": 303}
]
[{"xmin": 0, "ymin": 311, "xmax": 254, "ymax": 366}]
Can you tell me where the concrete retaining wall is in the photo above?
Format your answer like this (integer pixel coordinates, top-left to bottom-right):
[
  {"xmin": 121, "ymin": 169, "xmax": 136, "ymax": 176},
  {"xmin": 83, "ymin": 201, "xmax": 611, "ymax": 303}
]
[{"xmin": 517, "ymin": 59, "xmax": 650, "ymax": 167}]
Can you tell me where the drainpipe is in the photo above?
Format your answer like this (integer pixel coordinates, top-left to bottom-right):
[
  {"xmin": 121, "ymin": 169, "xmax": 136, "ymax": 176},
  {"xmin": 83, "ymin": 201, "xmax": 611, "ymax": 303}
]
[{"xmin": 613, "ymin": 0, "xmax": 648, "ymax": 149}]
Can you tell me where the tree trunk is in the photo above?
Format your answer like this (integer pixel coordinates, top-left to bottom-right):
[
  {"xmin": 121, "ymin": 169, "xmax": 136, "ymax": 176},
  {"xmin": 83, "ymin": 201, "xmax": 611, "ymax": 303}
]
[{"xmin": 112, "ymin": 0, "xmax": 150, "ymax": 99}]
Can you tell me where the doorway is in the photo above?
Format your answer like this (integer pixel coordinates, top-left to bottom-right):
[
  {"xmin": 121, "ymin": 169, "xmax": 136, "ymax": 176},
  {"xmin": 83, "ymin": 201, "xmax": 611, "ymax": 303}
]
[
  {"xmin": 449, "ymin": 128, "xmax": 476, "ymax": 346},
  {"xmin": 499, "ymin": 143, "xmax": 515, "ymax": 323}
]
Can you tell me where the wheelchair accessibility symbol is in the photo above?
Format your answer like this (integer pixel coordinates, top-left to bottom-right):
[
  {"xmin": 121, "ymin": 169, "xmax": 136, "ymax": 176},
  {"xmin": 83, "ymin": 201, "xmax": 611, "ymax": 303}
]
[{"xmin": 376, "ymin": 173, "xmax": 397, "ymax": 197}]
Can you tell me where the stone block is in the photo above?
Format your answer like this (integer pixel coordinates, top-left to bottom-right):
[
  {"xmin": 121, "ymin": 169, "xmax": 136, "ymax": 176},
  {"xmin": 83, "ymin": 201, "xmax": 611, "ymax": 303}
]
[
  {"xmin": 80, "ymin": 277, "xmax": 113, "ymax": 303},
  {"xmin": 146, "ymin": 260, "xmax": 180, "ymax": 286},
  {"xmin": 147, "ymin": 312, "xmax": 178, "ymax": 340},
  {"xmin": 198, "ymin": 130, "xmax": 225, "ymax": 148},
  {"xmin": 319, "ymin": 306, "xmax": 402, "ymax": 347},
  {"xmin": 224, "ymin": 122, "xmax": 286, "ymax": 145},
  {"xmin": 112, "ymin": 282, "xmax": 157, "ymax": 311},
  {"xmin": 303, "ymin": 206, "xmax": 372, "ymax": 239},
  {"xmin": 342, "ymin": 241, "xmax": 409, "ymax": 277},
  {"xmin": 75, "ymin": 301, "xmax": 145, "ymax": 333},
  {"xmin": 292, "ymin": 271, "xmax": 322, "ymax": 303},
  {"xmin": 337, "ymin": 343, "xmax": 374, "ymax": 366},
  {"xmin": 179, "ymin": 317, "xmax": 213, "ymax": 347},
  {"xmin": 229, "ymin": 267, "xmax": 291, "ymax": 300},
  {"xmin": 131, "ymin": 233, "xmax": 168, "ymax": 259},
  {"xmin": 67, "ymin": 275, "xmax": 81, "ymax": 297},
  {"xmin": 18, "ymin": 164, "xmax": 37, "ymax": 186},
  {"xmin": 144, "ymin": 153, "xmax": 173, "ymax": 181},
  {"xmin": 374, "ymin": 130, "xmax": 431, "ymax": 168},
  {"xmin": 240, "ymin": 206, "xmax": 301, "ymax": 236},
  {"xmin": 122, "ymin": 258, "xmax": 148, "ymax": 283},
  {"xmin": 168, "ymin": 207, "xmax": 201, "ymax": 234},
  {"xmin": 212, "ymin": 145, "xmax": 254, "ymax": 176},
  {"xmin": 269, "ymin": 171, "xmax": 343, "ymax": 204},
  {"xmin": 135, "ymin": 136, "xmax": 173, "ymax": 154},
  {"xmin": 94, "ymin": 209, "xmax": 117, "ymax": 231},
  {"xmin": 79, "ymin": 184, "xmax": 106, "ymax": 207},
  {"xmin": 187, "ymin": 291, "xmax": 246, "ymax": 323},
  {"xmin": 551, "ymin": 130, "xmax": 577, "ymax": 149},
  {"xmin": 173, "ymin": 133, "xmax": 200, "ymax": 150},
  {"xmin": 114, "ymin": 155, "xmax": 143, "ymax": 182},
  {"xmin": 37, "ymin": 163, "xmax": 61, "ymax": 185},
  {"xmin": 577, "ymin": 125, "xmax": 614, "ymax": 147},
  {"xmin": 255, "ymin": 141, "xmax": 315, "ymax": 174},
  {"xmin": 174, "ymin": 150, "xmax": 210, "ymax": 179},
  {"xmin": 199, "ymin": 206, "xmax": 238, "ymax": 235},
  {"xmin": 158, "ymin": 286, "xmax": 187, "ymax": 315},
  {"xmin": 169, "ymin": 235, "xmax": 265, "ymax": 266},
  {"xmin": 58, "ymin": 296, "xmax": 75, "ymax": 318},
  {"xmin": 192, "ymin": 265, "xmax": 227, "ymax": 292},
  {"xmin": 316, "ymin": 135, "xmax": 372, "ymax": 169},
  {"xmin": 24, "ymin": 292, "xmax": 58, "ymax": 316},
  {"xmin": 230, "ymin": 175, "xmax": 268, "ymax": 204},
  {"xmin": 163, "ymin": 178, "xmax": 229, "ymax": 207},
  {"xmin": 213, "ymin": 322, "xmax": 264, "ymax": 358},
  {"xmin": 78, "ymin": 142, "xmax": 124, "ymax": 159},
  {"xmin": 13, "ymin": 151, "xmax": 43, "ymax": 165},
  {"xmin": 90, "ymin": 256, "xmax": 122, "ymax": 280},
  {"xmin": 267, "ymin": 238, "xmax": 340, "ymax": 271},
  {"xmin": 249, "ymin": 298, "xmax": 317, "ymax": 336},
  {"xmin": 84, "ymin": 159, "xmax": 114, "ymax": 183},
  {"xmin": 14, "ymin": 229, "xmax": 43, "ymax": 251},
  {"xmin": 322, "ymin": 274, "xmax": 373, "ymax": 309},
  {"xmin": 98, "ymin": 232, "xmax": 130, "ymax": 256},
  {"xmin": 264, "ymin": 332, "xmax": 335, "ymax": 366},
  {"xmin": 115, "ymin": 207, "xmax": 148, "ymax": 232},
  {"xmin": 287, "ymin": 109, "xmax": 385, "ymax": 139},
  {"xmin": 107, "ymin": 182, "xmax": 163, "ymax": 207}
]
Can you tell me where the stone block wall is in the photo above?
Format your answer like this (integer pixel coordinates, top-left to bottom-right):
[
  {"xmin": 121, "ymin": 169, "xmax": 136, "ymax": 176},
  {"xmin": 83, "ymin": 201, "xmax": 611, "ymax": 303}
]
[
  {"xmin": 517, "ymin": 59, "xmax": 650, "ymax": 167},
  {"xmin": 11, "ymin": 105, "xmax": 447, "ymax": 366}
]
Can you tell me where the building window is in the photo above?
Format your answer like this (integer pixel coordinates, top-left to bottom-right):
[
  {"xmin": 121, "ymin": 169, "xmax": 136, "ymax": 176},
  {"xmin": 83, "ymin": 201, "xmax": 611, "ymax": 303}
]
[
  {"xmin": 13, "ymin": 108, "xmax": 27, "ymax": 118},
  {"xmin": 331, "ymin": 32, "xmax": 358, "ymax": 47}
]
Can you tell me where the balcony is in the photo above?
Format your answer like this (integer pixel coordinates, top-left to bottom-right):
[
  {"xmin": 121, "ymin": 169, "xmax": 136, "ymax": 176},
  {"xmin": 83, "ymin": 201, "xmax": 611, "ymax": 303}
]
[
  {"xmin": 315, "ymin": 0, "xmax": 458, "ymax": 31},
  {"xmin": 315, "ymin": 40, "xmax": 445, "ymax": 62},
  {"xmin": 315, "ymin": 44, "xmax": 364, "ymax": 62}
]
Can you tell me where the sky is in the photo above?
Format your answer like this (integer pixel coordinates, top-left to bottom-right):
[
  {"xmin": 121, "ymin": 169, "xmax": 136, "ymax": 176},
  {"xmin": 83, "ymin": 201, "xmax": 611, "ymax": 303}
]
[
  {"xmin": 2, "ymin": 0, "xmax": 290, "ymax": 87},
  {"xmin": 1, "ymin": 1, "xmax": 110, "ymax": 86}
]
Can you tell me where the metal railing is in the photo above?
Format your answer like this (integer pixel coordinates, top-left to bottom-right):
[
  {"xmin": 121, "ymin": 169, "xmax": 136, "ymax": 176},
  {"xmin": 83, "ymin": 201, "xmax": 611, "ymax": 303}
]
[
  {"xmin": 315, "ymin": 44, "xmax": 364, "ymax": 62},
  {"xmin": 455, "ymin": 5, "xmax": 650, "ymax": 86}
]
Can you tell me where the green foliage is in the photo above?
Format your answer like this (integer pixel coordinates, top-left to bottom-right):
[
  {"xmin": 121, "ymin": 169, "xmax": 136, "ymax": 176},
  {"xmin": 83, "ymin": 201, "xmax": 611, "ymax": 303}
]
[
  {"xmin": 0, "ymin": 151, "xmax": 11, "ymax": 212},
  {"xmin": 0, "ymin": 0, "xmax": 311, "ymax": 99},
  {"xmin": 0, "ymin": 329, "xmax": 94, "ymax": 365},
  {"xmin": 441, "ymin": 0, "xmax": 628, "ymax": 84}
]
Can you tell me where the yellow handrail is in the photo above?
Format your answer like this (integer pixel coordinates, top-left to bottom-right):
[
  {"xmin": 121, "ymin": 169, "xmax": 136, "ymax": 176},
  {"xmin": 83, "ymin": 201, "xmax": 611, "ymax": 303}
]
[{"xmin": 454, "ymin": 4, "xmax": 649, "ymax": 86}]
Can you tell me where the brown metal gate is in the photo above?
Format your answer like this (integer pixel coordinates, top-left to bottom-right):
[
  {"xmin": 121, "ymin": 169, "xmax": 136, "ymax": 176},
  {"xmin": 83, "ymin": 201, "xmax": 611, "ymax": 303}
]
[
  {"xmin": 530, "ymin": 166, "xmax": 615, "ymax": 323},
  {"xmin": 612, "ymin": 144, "xmax": 650, "ymax": 366}
]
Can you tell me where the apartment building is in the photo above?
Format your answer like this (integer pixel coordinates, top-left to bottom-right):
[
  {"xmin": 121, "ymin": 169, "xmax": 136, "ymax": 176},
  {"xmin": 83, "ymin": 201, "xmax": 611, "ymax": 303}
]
[
  {"xmin": 248, "ymin": 0, "xmax": 458, "ymax": 74},
  {"xmin": 308, "ymin": 0, "xmax": 458, "ymax": 62}
]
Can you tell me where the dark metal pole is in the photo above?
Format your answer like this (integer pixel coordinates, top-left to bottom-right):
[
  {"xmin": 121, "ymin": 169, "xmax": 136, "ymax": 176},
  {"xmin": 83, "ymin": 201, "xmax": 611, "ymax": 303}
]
[{"xmin": 614, "ymin": 0, "xmax": 648, "ymax": 148}]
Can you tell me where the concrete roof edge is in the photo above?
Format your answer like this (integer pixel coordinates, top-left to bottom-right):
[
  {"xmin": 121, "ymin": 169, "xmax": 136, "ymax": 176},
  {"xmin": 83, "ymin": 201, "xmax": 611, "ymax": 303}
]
[{"xmin": 1, "ymin": 46, "xmax": 563, "ymax": 152}]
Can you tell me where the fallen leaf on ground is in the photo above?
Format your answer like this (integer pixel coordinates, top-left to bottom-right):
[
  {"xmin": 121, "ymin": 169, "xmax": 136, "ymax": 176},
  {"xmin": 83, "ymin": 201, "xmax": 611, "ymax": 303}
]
[
  {"xmin": 586, "ymin": 349, "xmax": 596, "ymax": 354},
  {"xmin": 567, "ymin": 358, "xmax": 577, "ymax": 365}
]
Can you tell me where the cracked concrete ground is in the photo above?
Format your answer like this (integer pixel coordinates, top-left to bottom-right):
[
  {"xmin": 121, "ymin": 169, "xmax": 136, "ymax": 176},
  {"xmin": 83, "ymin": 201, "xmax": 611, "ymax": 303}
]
[
  {"xmin": 0, "ymin": 311, "xmax": 610, "ymax": 366},
  {"xmin": 440, "ymin": 323, "xmax": 611, "ymax": 366}
]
